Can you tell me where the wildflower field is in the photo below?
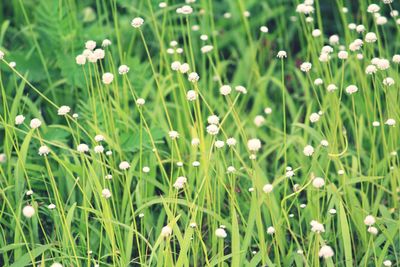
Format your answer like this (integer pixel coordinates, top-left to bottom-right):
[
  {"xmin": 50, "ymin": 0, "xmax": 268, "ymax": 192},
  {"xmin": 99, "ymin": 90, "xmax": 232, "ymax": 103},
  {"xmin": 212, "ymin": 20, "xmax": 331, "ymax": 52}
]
[{"xmin": 1, "ymin": 0, "xmax": 400, "ymax": 266}]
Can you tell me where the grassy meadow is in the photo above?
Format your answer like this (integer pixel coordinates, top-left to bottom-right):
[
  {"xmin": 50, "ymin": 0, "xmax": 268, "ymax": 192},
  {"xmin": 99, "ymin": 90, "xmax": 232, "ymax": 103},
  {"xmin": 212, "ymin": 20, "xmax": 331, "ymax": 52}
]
[{"xmin": 0, "ymin": 0, "xmax": 400, "ymax": 266}]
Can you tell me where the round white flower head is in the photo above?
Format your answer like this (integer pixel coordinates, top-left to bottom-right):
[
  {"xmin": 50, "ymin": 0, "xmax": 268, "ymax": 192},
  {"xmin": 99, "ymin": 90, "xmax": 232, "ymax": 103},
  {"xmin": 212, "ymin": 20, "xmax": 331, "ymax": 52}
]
[
  {"xmin": 318, "ymin": 245, "xmax": 334, "ymax": 259},
  {"xmin": 207, "ymin": 115, "xmax": 219, "ymax": 125},
  {"xmin": 364, "ymin": 215, "xmax": 376, "ymax": 226},
  {"xmin": 314, "ymin": 78, "xmax": 323, "ymax": 86},
  {"xmin": 15, "ymin": 115, "xmax": 25, "ymax": 125},
  {"xmin": 376, "ymin": 16, "xmax": 387, "ymax": 25},
  {"xmin": 385, "ymin": 118, "xmax": 396, "ymax": 126},
  {"xmin": 329, "ymin": 208, "xmax": 337, "ymax": 214},
  {"xmin": 329, "ymin": 34, "xmax": 339, "ymax": 45},
  {"xmin": 310, "ymin": 220, "xmax": 325, "ymax": 233},
  {"xmin": 76, "ymin": 54, "xmax": 86, "ymax": 65},
  {"xmin": 367, "ymin": 226, "xmax": 378, "ymax": 235},
  {"xmin": 319, "ymin": 53, "xmax": 330, "ymax": 62},
  {"xmin": 260, "ymin": 26, "xmax": 269, "ymax": 33},
  {"xmin": 372, "ymin": 121, "xmax": 380, "ymax": 127},
  {"xmin": 173, "ymin": 176, "xmax": 187, "ymax": 189},
  {"xmin": 180, "ymin": 5, "xmax": 193, "ymax": 15},
  {"xmin": 136, "ymin": 98, "xmax": 145, "ymax": 106},
  {"xmin": 102, "ymin": 188, "xmax": 112, "ymax": 199},
  {"xmin": 267, "ymin": 226, "xmax": 275, "ymax": 235},
  {"xmin": 159, "ymin": 2, "xmax": 167, "ymax": 8},
  {"xmin": 131, "ymin": 17, "xmax": 144, "ymax": 28},
  {"xmin": 168, "ymin": 130, "xmax": 179, "ymax": 139},
  {"xmin": 365, "ymin": 32, "xmax": 377, "ymax": 43},
  {"xmin": 345, "ymin": 85, "xmax": 358, "ymax": 94},
  {"xmin": 227, "ymin": 166, "xmax": 236, "ymax": 173},
  {"xmin": 367, "ymin": 4, "xmax": 380, "ymax": 13},
  {"xmin": 191, "ymin": 138, "xmax": 200, "ymax": 146},
  {"xmin": 383, "ymin": 77, "xmax": 395, "ymax": 86},
  {"xmin": 30, "ymin": 118, "xmax": 42, "ymax": 129},
  {"xmin": 206, "ymin": 124, "xmax": 219, "ymax": 135},
  {"xmin": 300, "ymin": 62, "xmax": 312, "ymax": 72},
  {"xmin": 0, "ymin": 50, "xmax": 4, "ymax": 59},
  {"xmin": 26, "ymin": 190, "xmax": 33, "ymax": 196},
  {"xmin": 50, "ymin": 263, "xmax": 63, "ymax": 267},
  {"xmin": 247, "ymin": 138, "xmax": 261, "ymax": 152},
  {"xmin": 192, "ymin": 161, "xmax": 200, "ymax": 167},
  {"xmin": 22, "ymin": 205, "xmax": 35, "ymax": 218},
  {"xmin": 171, "ymin": 61, "xmax": 181, "ymax": 71},
  {"xmin": 87, "ymin": 52, "xmax": 98, "ymax": 63},
  {"xmin": 264, "ymin": 107, "xmax": 272, "ymax": 114},
  {"xmin": 383, "ymin": 260, "xmax": 392, "ymax": 267},
  {"xmin": 214, "ymin": 140, "xmax": 225, "ymax": 149},
  {"xmin": 309, "ymin": 113, "xmax": 320, "ymax": 123},
  {"xmin": 77, "ymin": 143, "xmax": 89, "ymax": 153},
  {"xmin": 327, "ymin": 84, "xmax": 337, "ymax": 92},
  {"xmin": 312, "ymin": 177, "xmax": 325, "ymax": 188},
  {"xmin": 303, "ymin": 145, "xmax": 314, "ymax": 156},
  {"xmin": 105, "ymin": 174, "xmax": 112, "ymax": 180},
  {"xmin": 0, "ymin": 153, "xmax": 6, "ymax": 163},
  {"xmin": 58, "ymin": 105, "xmax": 71, "ymax": 116},
  {"xmin": 320, "ymin": 140, "xmax": 329, "ymax": 147},
  {"xmin": 226, "ymin": 137, "xmax": 237, "ymax": 147},
  {"xmin": 186, "ymin": 90, "xmax": 197, "ymax": 101},
  {"xmin": 48, "ymin": 203, "xmax": 56, "ymax": 209},
  {"xmin": 161, "ymin": 225, "xmax": 172, "ymax": 237},
  {"xmin": 94, "ymin": 134, "xmax": 105, "ymax": 142},
  {"xmin": 201, "ymin": 45, "xmax": 213, "ymax": 54},
  {"xmin": 377, "ymin": 58, "xmax": 390, "ymax": 70},
  {"xmin": 102, "ymin": 73, "xmax": 114, "ymax": 85},
  {"xmin": 254, "ymin": 115, "xmax": 265, "ymax": 127},
  {"xmin": 356, "ymin": 24, "xmax": 365, "ymax": 33},
  {"xmin": 338, "ymin": 50, "xmax": 348, "ymax": 60},
  {"xmin": 38, "ymin": 145, "xmax": 50, "ymax": 156},
  {"xmin": 365, "ymin": 65, "xmax": 377, "ymax": 74},
  {"xmin": 277, "ymin": 51, "xmax": 287, "ymax": 58},
  {"xmin": 348, "ymin": 23, "xmax": 357, "ymax": 30},
  {"xmin": 263, "ymin": 183, "xmax": 273, "ymax": 193},
  {"xmin": 85, "ymin": 40, "xmax": 96, "ymax": 50},
  {"xmin": 179, "ymin": 63, "xmax": 190, "ymax": 73},
  {"xmin": 391, "ymin": 10, "xmax": 398, "ymax": 17},
  {"xmin": 102, "ymin": 39, "xmax": 112, "ymax": 47},
  {"xmin": 392, "ymin": 54, "xmax": 400, "ymax": 63},
  {"xmin": 119, "ymin": 161, "xmax": 130, "ymax": 170},
  {"xmin": 188, "ymin": 72, "xmax": 199, "ymax": 83},
  {"xmin": 94, "ymin": 145, "xmax": 104, "ymax": 153},
  {"xmin": 215, "ymin": 228, "xmax": 227, "ymax": 238},
  {"xmin": 106, "ymin": 150, "xmax": 112, "ymax": 156},
  {"xmin": 235, "ymin": 85, "xmax": 247, "ymax": 94},
  {"xmin": 118, "ymin": 65, "xmax": 130, "ymax": 75},
  {"xmin": 312, "ymin": 29, "xmax": 321, "ymax": 37},
  {"xmin": 220, "ymin": 85, "xmax": 232, "ymax": 96},
  {"xmin": 94, "ymin": 48, "xmax": 105, "ymax": 60}
]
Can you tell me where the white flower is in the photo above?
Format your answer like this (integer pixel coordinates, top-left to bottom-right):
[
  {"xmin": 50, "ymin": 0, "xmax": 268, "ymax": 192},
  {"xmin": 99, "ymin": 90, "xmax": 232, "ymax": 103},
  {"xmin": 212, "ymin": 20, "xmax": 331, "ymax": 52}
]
[
  {"xmin": 263, "ymin": 183, "xmax": 273, "ymax": 193},
  {"xmin": 102, "ymin": 39, "xmax": 112, "ymax": 47},
  {"xmin": 58, "ymin": 105, "xmax": 71, "ymax": 115},
  {"xmin": 300, "ymin": 62, "xmax": 312, "ymax": 72},
  {"xmin": 76, "ymin": 54, "xmax": 86, "ymax": 65},
  {"xmin": 365, "ymin": 32, "xmax": 377, "ymax": 43},
  {"xmin": 26, "ymin": 190, "xmax": 33, "ymax": 196},
  {"xmin": 77, "ymin": 144, "xmax": 89, "ymax": 153},
  {"xmin": 22, "ymin": 205, "xmax": 35, "ymax": 218},
  {"xmin": 264, "ymin": 107, "xmax": 272, "ymax": 114},
  {"xmin": 102, "ymin": 73, "xmax": 114, "ymax": 85},
  {"xmin": 277, "ymin": 51, "xmax": 287, "ymax": 58},
  {"xmin": 356, "ymin": 24, "xmax": 365, "ymax": 33},
  {"xmin": 329, "ymin": 35, "xmax": 339, "ymax": 45},
  {"xmin": 191, "ymin": 138, "xmax": 200, "ymax": 146},
  {"xmin": 15, "ymin": 115, "xmax": 25, "ymax": 125},
  {"xmin": 254, "ymin": 115, "xmax": 265, "ymax": 127},
  {"xmin": 93, "ymin": 48, "xmax": 105, "ymax": 60},
  {"xmin": 348, "ymin": 23, "xmax": 357, "ymax": 30},
  {"xmin": 0, "ymin": 50, "xmax": 4, "ymax": 59},
  {"xmin": 320, "ymin": 140, "xmax": 329, "ymax": 147},
  {"xmin": 345, "ymin": 85, "xmax": 358, "ymax": 94},
  {"xmin": 383, "ymin": 260, "xmax": 392, "ymax": 267},
  {"xmin": 309, "ymin": 113, "xmax": 320, "ymax": 123},
  {"xmin": 131, "ymin": 17, "xmax": 144, "ymax": 28},
  {"xmin": 377, "ymin": 58, "xmax": 390, "ymax": 70},
  {"xmin": 329, "ymin": 208, "xmax": 337, "ymax": 214},
  {"xmin": 201, "ymin": 45, "xmax": 213, "ymax": 53},
  {"xmin": 312, "ymin": 29, "xmax": 321, "ymax": 37},
  {"xmin": 106, "ymin": 150, "xmax": 112, "ymax": 156},
  {"xmin": 206, "ymin": 124, "xmax": 219, "ymax": 135},
  {"xmin": 161, "ymin": 225, "xmax": 172, "ymax": 237},
  {"xmin": 393, "ymin": 54, "xmax": 400, "ymax": 63},
  {"xmin": 226, "ymin": 137, "xmax": 237, "ymax": 147},
  {"xmin": 105, "ymin": 174, "xmax": 112, "ymax": 180},
  {"xmin": 188, "ymin": 72, "xmax": 199, "ymax": 83},
  {"xmin": 159, "ymin": 2, "xmax": 167, "ymax": 8},
  {"xmin": 364, "ymin": 215, "xmax": 376, "ymax": 226},
  {"xmin": 314, "ymin": 78, "xmax": 323, "ymax": 86},
  {"xmin": 372, "ymin": 121, "xmax": 380, "ymax": 127},
  {"xmin": 303, "ymin": 145, "xmax": 314, "ymax": 156},
  {"xmin": 30, "ymin": 118, "xmax": 42, "ymax": 129},
  {"xmin": 235, "ymin": 85, "xmax": 247, "ymax": 94},
  {"xmin": 171, "ymin": 61, "xmax": 181, "ymax": 71},
  {"xmin": 260, "ymin": 26, "xmax": 269, "ymax": 33},
  {"xmin": 136, "ymin": 98, "xmax": 145, "ymax": 106},
  {"xmin": 376, "ymin": 16, "xmax": 387, "ymax": 25},
  {"xmin": 141, "ymin": 166, "xmax": 150, "ymax": 173},
  {"xmin": 367, "ymin": 226, "xmax": 378, "ymax": 235},
  {"xmin": 267, "ymin": 226, "xmax": 275, "ymax": 235},
  {"xmin": 247, "ymin": 138, "xmax": 261, "ymax": 152},
  {"xmin": 94, "ymin": 145, "xmax": 104, "ymax": 153},
  {"xmin": 180, "ymin": 5, "xmax": 193, "ymax": 15},
  {"xmin": 338, "ymin": 50, "xmax": 348, "ymax": 59},
  {"xmin": 220, "ymin": 85, "xmax": 232, "ymax": 96},
  {"xmin": 50, "ymin": 263, "xmax": 63, "ymax": 267},
  {"xmin": 327, "ymin": 84, "xmax": 337, "ymax": 92},
  {"xmin": 48, "ymin": 203, "xmax": 56, "ymax": 210},
  {"xmin": 367, "ymin": 4, "xmax": 380, "ymax": 13},
  {"xmin": 383, "ymin": 77, "xmax": 395, "ymax": 86},
  {"xmin": 102, "ymin": 188, "xmax": 112, "ymax": 199},
  {"xmin": 38, "ymin": 145, "xmax": 50, "ymax": 156},
  {"xmin": 286, "ymin": 169, "xmax": 295, "ymax": 178},
  {"xmin": 312, "ymin": 177, "xmax": 325, "ymax": 188},
  {"xmin": 215, "ymin": 228, "xmax": 227, "ymax": 238},
  {"xmin": 85, "ymin": 40, "xmax": 96, "ymax": 50},
  {"xmin": 310, "ymin": 220, "xmax": 325, "ymax": 233},
  {"xmin": 186, "ymin": 90, "xmax": 197, "ymax": 101},
  {"xmin": 189, "ymin": 222, "xmax": 197, "ymax": 228},
  {"xmin": 192, "ymin": 161, "xmax": 200, "ymax": 167},
  {"xmin": 168, "ymin": 130, "xmax": 179, "ymax": 139},
  {"xmin": 179, "ymin": 63, "xmax": 190, "ymax": 73},
  {"xmin": 365, "ymin": 65, "xmax": 377, "ymax": 74},
  {"xmin": 385, "ymin": 118, "xmax": 396, "ymax": 126},
  {"xmin": 173, "ymin": 176, "xmax": 187, "ymax": 189},
  {"xmin": 227, "ymin": 166, "xmax": 236, "ymax": 173},
  {"xmin": 318, "ymin": 245, "xmax": 334, "ymax": 259},
  {"xmin": 119, "ymin": 161, "xmax": 130, "ymax": 170},
  {"xmin": 319, "ymin": 53, "xmax": 330, "ymax": 62},
  {"xmin": 118, "ymin": 65, "xmax": 129, "ymax": 75},
  {"xmin": 207, "ymin": 115, "xmax": 219, "ymax": 125},
  {"xmin": 95, "ymin": 134, "xmax": 105, "ymax": 142}
]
